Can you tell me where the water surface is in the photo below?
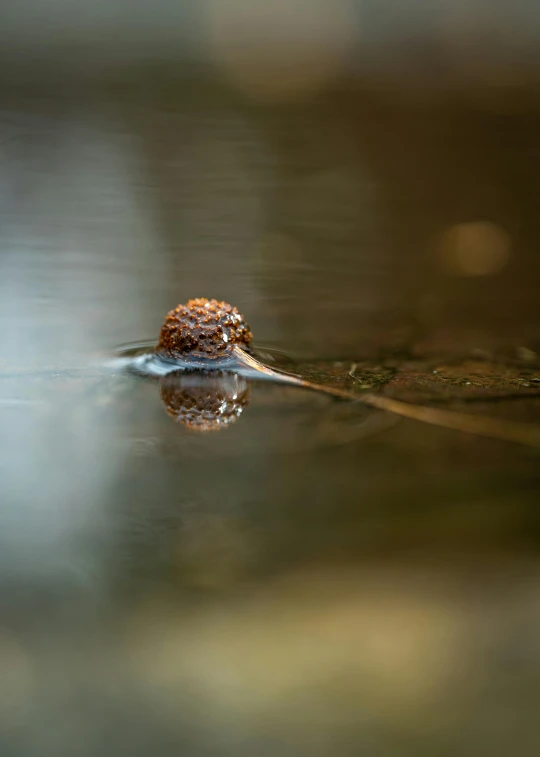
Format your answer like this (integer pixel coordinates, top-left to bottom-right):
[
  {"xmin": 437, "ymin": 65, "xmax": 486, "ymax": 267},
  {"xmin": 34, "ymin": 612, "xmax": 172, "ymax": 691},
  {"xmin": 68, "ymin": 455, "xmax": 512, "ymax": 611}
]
[{"xmin": 1, "ymin": 79, "xmax": 540, "ymax": 757}]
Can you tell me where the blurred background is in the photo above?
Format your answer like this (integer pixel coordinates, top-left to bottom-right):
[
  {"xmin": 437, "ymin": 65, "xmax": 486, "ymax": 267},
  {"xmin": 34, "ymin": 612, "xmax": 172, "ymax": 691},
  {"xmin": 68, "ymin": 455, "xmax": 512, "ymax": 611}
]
[{"xmin": 1, "ymin": 2, "xmax": 540, "ymax": 756}]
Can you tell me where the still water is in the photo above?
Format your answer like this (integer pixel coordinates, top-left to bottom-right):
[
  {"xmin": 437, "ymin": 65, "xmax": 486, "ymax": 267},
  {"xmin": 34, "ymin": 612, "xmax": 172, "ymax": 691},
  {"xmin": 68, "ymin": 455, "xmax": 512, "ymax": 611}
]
[{"xmin": 1, "ymin": 79, "xmax": 540, "ymax": 756}]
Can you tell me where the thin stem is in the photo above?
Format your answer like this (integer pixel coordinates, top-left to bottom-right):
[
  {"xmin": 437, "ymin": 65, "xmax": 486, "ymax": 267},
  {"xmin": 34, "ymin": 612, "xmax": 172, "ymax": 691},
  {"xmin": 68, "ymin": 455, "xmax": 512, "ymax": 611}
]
[{"xmin": 233, "ymin": 347, "xmax": 540, "ymax": 449}]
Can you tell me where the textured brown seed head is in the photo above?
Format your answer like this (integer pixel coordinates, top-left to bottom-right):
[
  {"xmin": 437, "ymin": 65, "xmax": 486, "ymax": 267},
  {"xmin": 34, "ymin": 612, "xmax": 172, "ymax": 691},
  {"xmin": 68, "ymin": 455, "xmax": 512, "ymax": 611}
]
[
  {"xmin": 160, "ymin": 372, "xmax": 250, "ymax": 431},
  {"xmin": 158, "ymin": 298, "xmax": 253, "ymax": 360}
]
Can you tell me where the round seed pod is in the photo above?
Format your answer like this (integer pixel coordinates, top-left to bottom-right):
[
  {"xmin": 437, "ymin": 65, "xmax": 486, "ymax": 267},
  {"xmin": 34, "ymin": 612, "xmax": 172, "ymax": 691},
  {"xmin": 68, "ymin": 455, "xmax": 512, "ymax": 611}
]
[{"xmin": 158, "ymin": 298, "xmax": 252, "ymax": 360}]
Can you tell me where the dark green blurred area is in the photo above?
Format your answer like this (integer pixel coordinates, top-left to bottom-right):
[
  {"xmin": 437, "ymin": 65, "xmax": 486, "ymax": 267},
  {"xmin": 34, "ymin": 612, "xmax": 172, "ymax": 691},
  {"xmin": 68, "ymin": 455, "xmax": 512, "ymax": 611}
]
[{"xmin": 1, "ymin": 3, "xmax": 540, "ymax": 756}]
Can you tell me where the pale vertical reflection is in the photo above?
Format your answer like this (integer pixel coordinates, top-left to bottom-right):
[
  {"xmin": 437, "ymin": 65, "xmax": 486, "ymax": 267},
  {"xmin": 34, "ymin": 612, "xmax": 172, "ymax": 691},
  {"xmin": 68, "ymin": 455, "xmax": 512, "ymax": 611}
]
[
  {"xmin": 204, "ymin": 0, "xmax": 359, "ymax": 101},
  {"xmin": 0, "ymin": 109, "xmax": 166, "ymax": 368},
  {"xmin": 0, "ymin": 108, "xmax": 162, "ymax": 586}
]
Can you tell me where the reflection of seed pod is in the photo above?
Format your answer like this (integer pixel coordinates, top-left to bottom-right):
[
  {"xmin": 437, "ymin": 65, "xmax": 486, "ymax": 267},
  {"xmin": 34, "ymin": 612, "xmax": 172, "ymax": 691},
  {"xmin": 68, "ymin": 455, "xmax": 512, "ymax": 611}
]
[
  {"xmin": 158, "ymin": 298, "xmax": 252, "ymax": 360},
  {"xmin": 160, "ymin": 371, "xmax": 250, "ymax": 431}
]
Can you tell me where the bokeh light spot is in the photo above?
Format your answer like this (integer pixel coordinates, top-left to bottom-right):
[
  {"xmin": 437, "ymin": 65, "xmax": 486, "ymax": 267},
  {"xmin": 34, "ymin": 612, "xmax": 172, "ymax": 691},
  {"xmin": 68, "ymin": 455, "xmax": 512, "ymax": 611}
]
[{"xmin": 435, "ymin": 221, "xmax": 511, "ymax": 277}]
